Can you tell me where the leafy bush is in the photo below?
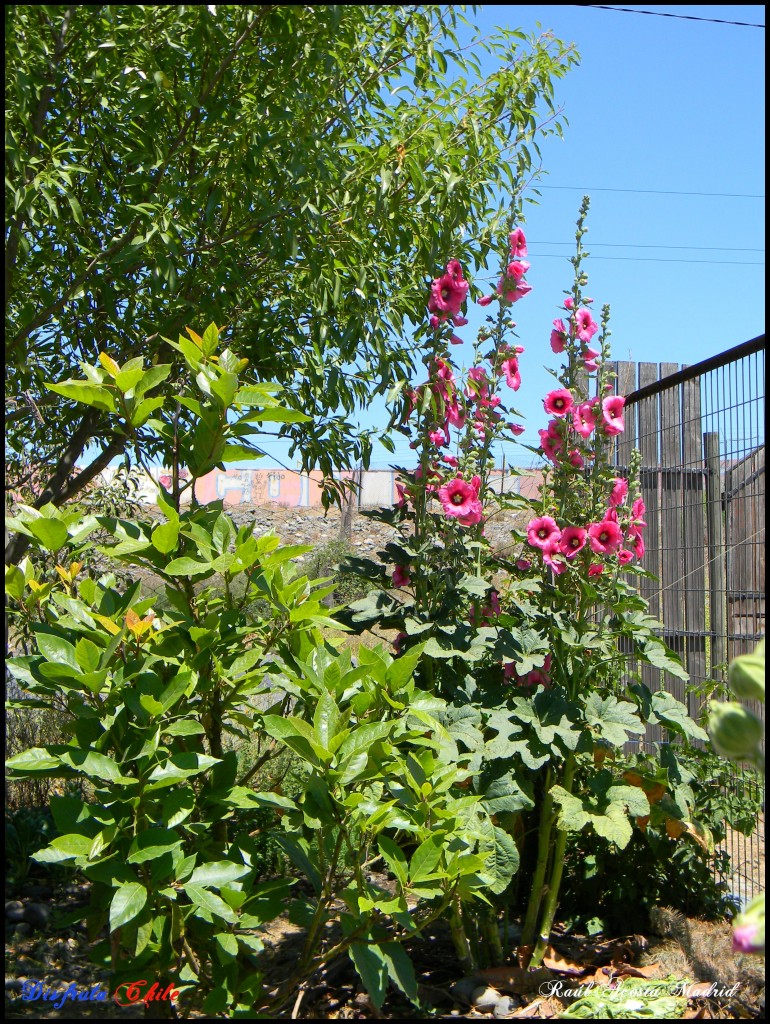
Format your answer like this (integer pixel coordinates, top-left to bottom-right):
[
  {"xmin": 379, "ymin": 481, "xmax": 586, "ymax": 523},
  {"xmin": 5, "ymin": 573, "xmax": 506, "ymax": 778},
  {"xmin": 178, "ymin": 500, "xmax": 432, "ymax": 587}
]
[{"xmin": 307, "ymin": 540, "xmax": 377, "ymax": 605}]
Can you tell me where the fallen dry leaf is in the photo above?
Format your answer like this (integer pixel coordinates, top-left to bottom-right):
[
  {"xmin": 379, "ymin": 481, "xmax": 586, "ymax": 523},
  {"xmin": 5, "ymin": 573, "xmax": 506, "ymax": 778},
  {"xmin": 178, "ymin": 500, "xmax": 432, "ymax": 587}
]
[
  {"xmin": 541, "ymin": 947, "xmax": 587, "ymax": 975},
  {"xmin": 610, "ymin": 961, "xmax": 661, "ymax": 979},
  {"xmin": 477, "ymin": 965, "xmax": 555, "ymax": 995}
]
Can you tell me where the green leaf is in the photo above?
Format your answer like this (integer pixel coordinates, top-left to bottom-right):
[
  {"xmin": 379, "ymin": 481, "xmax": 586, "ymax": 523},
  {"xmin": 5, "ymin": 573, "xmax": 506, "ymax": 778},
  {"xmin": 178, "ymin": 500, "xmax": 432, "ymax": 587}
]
[
  {"xmin": 110, "ymin": 882, "xmax": 147, "ymax": 931},
  {"xmin": 127, "ymin": 828, "xmax": 184, "ymax": 864},
  {"xmin": 261, "ymin": 715, "xmax": 329, "ymax": 765},
  {"xmin": 584, "ymin": 692, "xmax": 646, "ymax": 746},
  {"xmin": 378, "ymin": 835, "xmax": 408, "ymax": 886},
  {"xmin": 151, "ymin": 521, "xmax": 180, "ymax": 554},
  {"xmin": 409, "ymin": 834, "xmax": 444, "ymax": 883},
  {"xmin": 164, "ymin": 556, "xmax": 213, "ymax": 576},
  {"xmin": 183, "ymin": 884, "xmax": 238, "ymax": 923},
  {"xmin": 313, "ymin": 690, "xmax": 341, "ymax": 749},
  {"xmin": 45, "ymin": 381, "xmax": 116, "ymax": 413},
  {"xmin": 381, "ymin": 942, "xmax": 418, "ymax": 1004},
  {"xmin": 35, "ymin": 632, "xmax": 80, "ymax": 670},
  {"xmin": 5, "ymin": 564, "xmax": 25, "ymax": 600},
  {"xmin": 349, "ymin": 942, "xmax": 388, "ymax": 1010},
  {"xmin": 649, "ymin": 691, "xmax": 708, "ymax": 742},
  {"xmin": 27, "ymin": 518, "xmax": 70, "ymax": 551},
  {"xmin": 75, "ymin": 637, "xmax": 101, "ymax": 673},
  {"xmin": 188, "ymin": 861, "xmax": 250, "ymax": 888},
  {"xmin": 215, "ymin": 932, "xmax": 239, "ymax": 962}
]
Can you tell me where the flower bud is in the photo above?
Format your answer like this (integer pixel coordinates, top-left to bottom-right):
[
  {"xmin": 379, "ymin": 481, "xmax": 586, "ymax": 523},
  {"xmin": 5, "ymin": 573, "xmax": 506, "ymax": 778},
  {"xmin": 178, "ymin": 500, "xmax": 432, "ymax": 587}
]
[
  {"xmin": 733, "ymin": 894, "xmax": 765, "ymax": 954},
  {"xmin": 728, "ymin": 651, "xmax": 765, "ymax": 703},
  {"xmin": 708, "ymin": 701, "xmax": 764, "ymax": 762}
]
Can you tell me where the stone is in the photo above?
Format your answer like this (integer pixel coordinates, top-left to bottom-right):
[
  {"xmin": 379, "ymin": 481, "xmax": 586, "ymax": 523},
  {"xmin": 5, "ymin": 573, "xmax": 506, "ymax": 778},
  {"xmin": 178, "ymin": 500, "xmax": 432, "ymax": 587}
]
[
  {"xmin": 5, "ymin": 901, "xmax": 24, "ymax": 922},
  {"xmin": 493, "ymin": 995, "xmax": 520, "ymax": 1017},
  {"xmin": 12, "ymin": 922, "xmax": 32, "ymax": 940},
  {"xmin": 471, "ymin": 985, "xmax": 503, "ymax": 1013},
  {"xmin": 24, "ymin": 903, "xmax": 50, "ymax": 930}
]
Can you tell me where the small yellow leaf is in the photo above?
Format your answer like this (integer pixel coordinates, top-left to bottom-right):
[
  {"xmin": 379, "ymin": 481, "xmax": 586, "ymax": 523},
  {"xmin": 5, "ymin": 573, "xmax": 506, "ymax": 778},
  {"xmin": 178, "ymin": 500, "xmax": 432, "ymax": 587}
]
[
  {"xmin": 93, "ymin": 613, "xmax": 121, "ymax": 636},
  {"xmin": 69, "ymin": 562, "xmax": 83, "ymax": 577},
  {"xmin": 186, "ymin": 327, "xmax": 203, "ymax": 346},
  {"xmin": 99, "ymin": 353, "xmax": 120, "ymax": 378},
  {"xmin": 55, "ymin": 565, "xmax": 71, "ymax": 583}
]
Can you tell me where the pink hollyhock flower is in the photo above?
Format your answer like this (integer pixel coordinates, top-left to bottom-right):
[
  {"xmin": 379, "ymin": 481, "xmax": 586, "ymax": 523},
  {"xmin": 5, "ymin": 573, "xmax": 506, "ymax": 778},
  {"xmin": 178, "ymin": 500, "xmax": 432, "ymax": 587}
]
[
  {"xmin": 497, "ymin": 277, "xmax": 532, "ymax": 304},
  {"xmin": 604, "ymin": 508, "xmax": 619, "ymax": 524},
  {"xmin": 733, "ymin": 921, "xmax": 763, "ymax": 954},
  {"xmin": 501, "ymin": 357, "xmax": 521, "ymax": 391},
  {"xmin": 488, "ymin": 590, "xmax": 501, "ymax": 616},
  {"xmin": 446, "ymin": 400, "xmax": 465, "ymax": 429},
  {"xmin": 542, "ymin": 538, "xmax": 568, "ymax": 575},
  {"xmin": 434, "ymin": 358, "xmax": 455, "ymax": 385},
  {"xmin": 450, "ymin": 334, "xmax": 464, "ymax": 345},
  {"xmin": 609, "ymin": 478, "xmax": 629, "ymax": 506},
  {"xmin": 478, "ymin": 294, "xmax": 494, "ymax": 307},
  {"xmin": 506, "ymin": 260, "xmax": 530, "ymax": 280},
  {"xmin": 559, "ymin": 526, "xmax": 587, "ymax": 559},
  {"xmin": 602, "ymin": 395, "xmax": 626, "ymax": 436},
  {"xmin": 392, "ymin": 565, "xmax": 411, "ymax": 587},
  {"xmin": 446, "ymin": 259, "xmax": 464, "ymax": 280},
  {"xmin": 509, "ymin": 423, "xmax": 525, "ymax": 436},
  {"xmin": 429, "ymin": 270, "xmax": 469, "ymax": 318},
  {"xmin": 543, "ymin": 388, "xmax": 574, "ymax": 418},
  {"xmin": 617, "ymin": 549, "xmax": 634, "ymax": 566},
  {"xmin": 575, "ymin": 308, "xmax": 599, "ymax": 343},
  {"xmin": 584, "ymin": 297, "xmax": 594, "ymax": 304},
  {"xmin": 442, "ymin": 453, "xmax": 459, "ymax": 467},
  {"xmin": 631, "ymin": 498, "xmax": 646, "ymax": 525},
  {"xmin": 588, "ymin": 519, "xmax": 623, "ymax": 554},
  {"xmin": 429, "ymin": 429, "xmax": 447, "ymax": 446},
  {"xmin": 573, "ymin": 401, "xmax": 596, "ymax": 438},
  {"xmin": 584, "ymin": 360, "xmax": 600, "ymax": 373},
  {"xmin": 527, "ymin": 669, "xmax": 551, "ymax": 685},
  {"xmin": 438, "ymin": 476, "xmax": 482, "ymax": 524},
  {"xmin": 503, "ymin": 662, "xmax": 517, "ymax": 680},
  {"xmin": 584, "ymin": 346, "xmax": 601, "ymax": 361},
  {"xmin": 550, "ymin": 318, "xmax": 568, "ymax": 353},
  {"xmin": 429, "ymin": 315, "xmax": 440, "ymax": 329},
  {"xmin": 516, "ymin": 558, "xmax": 532, "ymax": 571},
  {"xmin": 509, "ymin": 227, "xmax": 528, "ymax": 256},
  {"xmin": 588, "ymin": 563, "xmax": 604, "ymax": 577},
  {"xmin": 563, "ymin": 297, "xmax": 574, "ymax": 310},
  {"xmin": 539, "ymin": 429, "xmax": 563, "ymax": 463},
  {"xmin": 453, "ymin": 315, "xmax": 468, "ymax": 327},
  {"xmin": 395, "ymin": 482, "xmax": 409, "ymax": 509},
  {"xmin": 568, "ymin": 449, "xmax": 585, "ymax": 470},
  {"xmin": 513, "ymin": 344, "xmax": 525, "ymax": 354},
  {"xmin": 527, "ymin": 516, "xmax": 561, "ymax": 550},
  {"xmin": 630, "ymin": 532, "xmax": 645, "ymax": 560}
]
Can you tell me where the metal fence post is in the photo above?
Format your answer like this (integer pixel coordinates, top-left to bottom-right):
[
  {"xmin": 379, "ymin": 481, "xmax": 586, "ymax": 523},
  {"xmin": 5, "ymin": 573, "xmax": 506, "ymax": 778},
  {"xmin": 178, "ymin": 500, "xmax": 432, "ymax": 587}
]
[{"xmin": 704, "ymin": 431, "xmax": 727, "ymax": 677}]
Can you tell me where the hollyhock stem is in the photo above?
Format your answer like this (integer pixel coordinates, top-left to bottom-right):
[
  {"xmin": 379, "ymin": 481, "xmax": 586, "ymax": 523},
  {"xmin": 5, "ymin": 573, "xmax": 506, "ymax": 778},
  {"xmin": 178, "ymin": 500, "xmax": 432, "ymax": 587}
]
[
  {"xmin": 528, "ymin": 753, "xmax": 577, "ymax": 968},
  {"xmin": 520, "ymin": 767, "xmax": 555, "ymax": 948},
  {"xmin": 449, "ymin": 892, "xmax": 476, "ymax": 974}
]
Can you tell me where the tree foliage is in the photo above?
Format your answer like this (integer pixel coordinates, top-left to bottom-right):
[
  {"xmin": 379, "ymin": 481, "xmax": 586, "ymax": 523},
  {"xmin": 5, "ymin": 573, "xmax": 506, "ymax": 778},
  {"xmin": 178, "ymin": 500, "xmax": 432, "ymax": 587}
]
[{"xmin": 6, "ymin": 3, "xmax": 577, "ymax": 554}]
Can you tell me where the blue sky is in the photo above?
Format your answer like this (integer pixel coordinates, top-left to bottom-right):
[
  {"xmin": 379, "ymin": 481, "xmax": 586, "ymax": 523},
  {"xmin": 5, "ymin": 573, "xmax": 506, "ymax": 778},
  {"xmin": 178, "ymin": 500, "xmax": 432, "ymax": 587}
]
[{"xmin": 250, "ymin": 4, "xmax": 765, "ymax": 471}]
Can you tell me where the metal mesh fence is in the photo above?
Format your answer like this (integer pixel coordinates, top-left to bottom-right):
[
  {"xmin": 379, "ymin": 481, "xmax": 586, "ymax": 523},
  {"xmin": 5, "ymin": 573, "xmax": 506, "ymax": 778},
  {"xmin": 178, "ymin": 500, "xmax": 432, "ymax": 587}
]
[{"xmin": 610, "ymin": 337, "xmax": 765, "ymax": 907}]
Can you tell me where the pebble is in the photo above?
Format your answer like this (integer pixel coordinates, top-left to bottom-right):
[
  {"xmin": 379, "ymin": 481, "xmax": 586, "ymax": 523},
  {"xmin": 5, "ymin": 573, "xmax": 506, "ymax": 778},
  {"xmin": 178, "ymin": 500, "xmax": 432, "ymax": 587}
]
[
  {"xmin": 12, "ymin": 922, "xmax": 32, "ymax": 940},
  {"xmin": 493, "ymin": 995, "xmax": 519, "ymax": 1017}
]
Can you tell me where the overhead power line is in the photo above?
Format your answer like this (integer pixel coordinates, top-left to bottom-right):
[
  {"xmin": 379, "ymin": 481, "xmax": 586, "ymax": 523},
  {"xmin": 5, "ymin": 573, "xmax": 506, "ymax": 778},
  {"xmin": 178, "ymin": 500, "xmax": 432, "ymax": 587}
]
[
  {"xmin": 573, "ymin": 5, "xmax": 765, "ymax": 29},
  {"xmin": 531, "ymin": 242, "xmax": 765, "ymax": 253},
  {"xmin": 537, "ymin": 185, "xmax": 764, "ymax": 199},
  {"xmin": 532, "ymin": 254, "xmax": 764, "ymax": 266}
]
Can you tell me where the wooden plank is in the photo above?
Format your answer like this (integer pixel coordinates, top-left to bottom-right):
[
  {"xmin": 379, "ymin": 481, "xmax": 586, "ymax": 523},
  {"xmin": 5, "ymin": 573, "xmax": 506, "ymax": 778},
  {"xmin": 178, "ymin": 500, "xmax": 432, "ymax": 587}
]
[
  {"xmin": 635, "ymin": 362, "xmax": 663, "ymax": 745},
  {"xmin": 680, "ymin": 369, "xmax": 707, "ymax": 722},
  {"xmin": 615, "ymin": 361, "xmax": 636, "ymax": 469},
  {"xmin": 724, "ymin": 447, "xmax": 765, "ymax": 666},
  {"xmin": 658, "ymin": 363, "xmax": 686, "ymax": 705}
]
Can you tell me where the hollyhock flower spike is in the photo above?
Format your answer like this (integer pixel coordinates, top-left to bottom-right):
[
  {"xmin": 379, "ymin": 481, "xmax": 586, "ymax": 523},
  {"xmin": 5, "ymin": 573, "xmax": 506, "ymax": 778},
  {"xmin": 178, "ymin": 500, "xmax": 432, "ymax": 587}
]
[
  {"xmin": 617, "ymin": 549, "xmax": 635, "ymax": 566},
  {"xmin": 542, "ymin": 539, "xmax": 568, "ymax": 575},
  {"xmin": 602, "ymin": 395, "xmax": 626, "ymax": 436},
  {"xmin": 429, "ymin": 269, "xmax": 469, "ymax": 318},
  {"xmin": 588, "ymin": 563, "xmax": 604, "ymax": 577},
  {"xmin": 527, "ymin": 516, "xmax": 561, "ymax": 550},
  {"xmin": 543, "ymin": 388, "xmax": 574, "ymax": 418}
]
